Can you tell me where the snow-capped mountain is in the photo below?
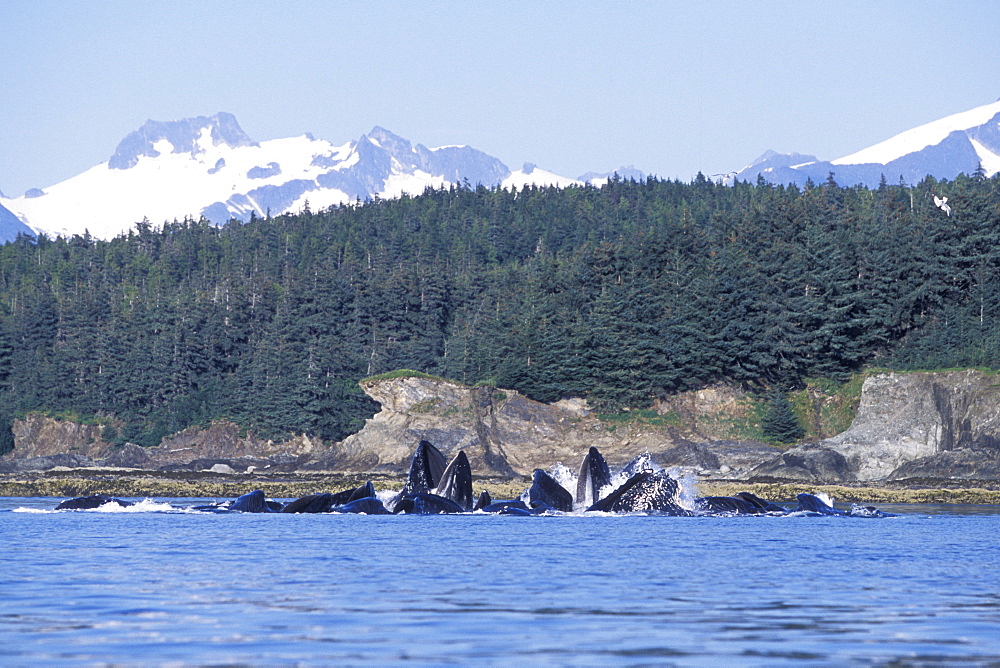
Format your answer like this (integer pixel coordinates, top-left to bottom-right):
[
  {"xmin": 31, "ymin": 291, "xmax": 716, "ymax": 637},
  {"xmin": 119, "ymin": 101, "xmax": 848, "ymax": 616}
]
[
  {"xmin": 734, "ymin": 99, "xmax": 1000, "ymax": 187},
  {"xmin": 0, "ymin": 113, "xmax": 612, "ymax": 242}
]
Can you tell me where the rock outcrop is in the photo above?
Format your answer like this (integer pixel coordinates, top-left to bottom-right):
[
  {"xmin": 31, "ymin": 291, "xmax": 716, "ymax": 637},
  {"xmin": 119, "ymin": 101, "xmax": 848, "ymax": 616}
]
[
  {"xmin": 0, "ymin": 416, "xmax": 323, "ymax": 474},
  {"xmin": 14, "ymin": 370, "xmax": 1000, "ymax": 482},
  {"xmin": 306, "ymin": 375, "xmax": 777, "ymax": 476},
  {"xmin": 752, "ymin": 370, "xmax": 1000, "ymax": 482}
]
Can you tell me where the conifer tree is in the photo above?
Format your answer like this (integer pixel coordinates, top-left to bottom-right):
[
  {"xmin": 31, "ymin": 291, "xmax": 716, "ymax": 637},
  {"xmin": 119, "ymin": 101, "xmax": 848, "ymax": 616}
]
[{"xmin": 761, "ymin": 391, "xmax": 804, "ymax": 444}]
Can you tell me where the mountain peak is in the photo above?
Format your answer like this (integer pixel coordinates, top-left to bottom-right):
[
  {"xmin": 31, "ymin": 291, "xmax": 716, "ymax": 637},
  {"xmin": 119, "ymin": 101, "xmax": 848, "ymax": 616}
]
[
  {"xmin": 366, "ymin": 126, "xmax": 413, "ymax": 156},
  {"xmin": 577, "ymin": 165, "xmax": 647, "ymax": 182},
  {"xmin": 109, "ymin": 112, "xmax": 257, "ymax": 170},
  {"xmin": 1, "ymin": 119, "xmax": 580, "ymax": 242}
]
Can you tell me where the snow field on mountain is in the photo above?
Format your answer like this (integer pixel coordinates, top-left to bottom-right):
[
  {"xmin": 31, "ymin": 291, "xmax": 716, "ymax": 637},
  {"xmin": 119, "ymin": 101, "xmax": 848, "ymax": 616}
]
[{"xmin": 833, "ymin": 99, "xmax": 1000, "ymax": 166}]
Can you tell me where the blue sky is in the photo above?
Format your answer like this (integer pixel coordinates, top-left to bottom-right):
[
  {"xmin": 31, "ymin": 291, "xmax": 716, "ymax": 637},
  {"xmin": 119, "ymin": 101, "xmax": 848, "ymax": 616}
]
[{"xmin": 2, "ymin": 0, "xmax": 999, "ymax": 197}]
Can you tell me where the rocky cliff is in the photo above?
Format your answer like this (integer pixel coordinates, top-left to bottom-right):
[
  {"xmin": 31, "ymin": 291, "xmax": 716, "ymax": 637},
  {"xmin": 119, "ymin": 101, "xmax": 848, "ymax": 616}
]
[
  {"xmin": 306, "ymin": 375, "xmax": 777, "ymax": 476},
  {"xmin": 0, "ymin": 417, "xmax": 324, "ymax": 474},
  {"xmin": 751, "ymin": 370, "xmax": 1000, "ymax": 482},
  {"xmin": 1, "ymin": 377, "xmax": 777, "ymax": 477},
  {"xmin": 8, "ymin": 370, "xmax": 1000, "ymax": 483}
]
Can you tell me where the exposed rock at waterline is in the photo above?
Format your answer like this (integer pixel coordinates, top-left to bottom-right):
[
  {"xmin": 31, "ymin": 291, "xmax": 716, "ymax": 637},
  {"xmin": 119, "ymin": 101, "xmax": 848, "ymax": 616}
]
[{"xmin": 752, "ymin": 370, "xmax": 1000, "ymax": 483}]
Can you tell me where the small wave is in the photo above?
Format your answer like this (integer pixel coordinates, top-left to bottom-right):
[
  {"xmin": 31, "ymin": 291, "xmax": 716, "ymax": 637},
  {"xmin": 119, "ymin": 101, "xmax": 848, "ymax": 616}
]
[{"xmin": 12, "ymin": 507, "xmax": 57, "ymax": 514}]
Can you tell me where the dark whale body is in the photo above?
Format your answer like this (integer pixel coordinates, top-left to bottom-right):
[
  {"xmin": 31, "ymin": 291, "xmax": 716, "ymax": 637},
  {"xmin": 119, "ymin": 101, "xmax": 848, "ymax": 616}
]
[
  {"xmin": 434, "ymin": 450, "xmax": 474, "ymax": 510},
  {"xmin": 390, "ymin": 440, "xmax": 448, "ymax": 511},
  {"xmin": 474, "ymin": 490, "xmax": 493, "ymax": 511},
  {"xmin": 401, "ymin": 440, "xmax": 447, "ymax": 495},
  {"xmin": 735, "ymin": 492, "xmax": 788, "ymax": 514},
  {"xmin": 696, "ymin": 496, "xmax": 763, "ymax": 515},
  {"xmin": 56, "ymin": 495, "xmax": 135, "ymax": 510},
  {"xmin": 228, "ymin": 490, "xmax": 277, "ymax": 513},
  {"xmin": 281, "ymin": 493, "xmax": 336, "ymax": 514},
  {"xmin": 793, "ymin": 493, "xmax": 845, "ymax": 516},
  {"xmin": 283, "ymin": 482, "xmax": 379, "ymax": 513},
  {"xmin": 336, "ymin": 497, "xmax": 391, "ymax": 514},
  {"xmin": 393, "ymin": 493, "xmax": 465, "ymax": 514},
  {"xmin": 480, "ymin": 500, "xmax": 530, "ymax": 514},
  {"xmin": 794, "ymin": 493, "xmax": 895, "ymax": 517},
  {"xmin": 329, "ymin": 481, "xmax": 377, "ymax": 506},
  {"xmin": 528, "ymin": 469, "xmax": 573, "ymax": 512},
  {"xmin": 621, "ymin": 452, "xmax": 654, "ymax": 477},
  {"xmin": 479, "ymin": 500, "xmax": 553, "ymax": 516},
  {"xmin": 587, "ymin": 470, "xmax": 689, "ymax": 514}
]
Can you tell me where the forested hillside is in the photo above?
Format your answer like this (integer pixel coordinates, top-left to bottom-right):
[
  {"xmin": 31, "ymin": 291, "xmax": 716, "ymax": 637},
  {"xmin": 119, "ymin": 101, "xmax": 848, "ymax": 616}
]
[{"xmin": 1, "ymin": 172, "xmax": 999, "ymax": 453}]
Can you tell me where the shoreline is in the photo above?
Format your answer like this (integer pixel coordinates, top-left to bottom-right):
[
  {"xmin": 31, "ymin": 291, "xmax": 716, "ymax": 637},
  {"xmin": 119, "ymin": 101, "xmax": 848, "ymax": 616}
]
[{"xmin": 2, "ymin": 468, "xmax": 1000, "ymax": 504}]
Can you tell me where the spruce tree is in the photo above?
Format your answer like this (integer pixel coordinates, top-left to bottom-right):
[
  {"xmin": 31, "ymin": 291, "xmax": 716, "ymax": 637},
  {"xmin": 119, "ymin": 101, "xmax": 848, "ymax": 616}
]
[{"xmin": 761, "ymin": 391, "xmax": 804, "ymax": 444}]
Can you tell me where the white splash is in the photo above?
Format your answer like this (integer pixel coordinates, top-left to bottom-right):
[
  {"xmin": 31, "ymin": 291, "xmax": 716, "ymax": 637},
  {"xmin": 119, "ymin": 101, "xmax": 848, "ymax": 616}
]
[
  {"xmin": 376, "ymin": 488, "xmax": 400, "ymax": 508},
  {"xmin": 600, "ymin": 453, "xmax": 661, "ymax": 501},
  {"xmin": 669, "ymin": 468, "xmax": 702, "ymax": 512},
  {"xmin": 548, "ymin": 462, "xmax": 577, "ymax": 495},
  {"xmin": 91, "ymin": 498, "xmax": 178, "ymax": 513},
  {"xmin": 814, "ymin": 491, "xmax": 836, "ymax": 507},
  {"xmin": 12, "ymin": 507, "xmax": 56, "ymax": 513}
]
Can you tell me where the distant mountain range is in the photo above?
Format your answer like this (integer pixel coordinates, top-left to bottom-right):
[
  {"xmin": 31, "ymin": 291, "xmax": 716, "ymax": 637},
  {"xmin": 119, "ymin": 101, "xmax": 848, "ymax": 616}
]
[
  {"xmin": 0, "ymin": 113, "xmax": 639, "ymax": 242},
  {"xmin": 3, "ymin": 99, "xmax": 1000, "ymax": 243},
  {"xmin": 732, "ymin": 99, "xmax": 1000, "ymax": 187}
]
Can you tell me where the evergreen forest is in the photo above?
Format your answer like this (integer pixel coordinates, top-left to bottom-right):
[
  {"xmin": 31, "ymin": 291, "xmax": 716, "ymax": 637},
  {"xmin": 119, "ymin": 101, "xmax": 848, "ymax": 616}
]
[{"xmin": 2, "ymin": 171, "xmax": 999, "ymax": 453}]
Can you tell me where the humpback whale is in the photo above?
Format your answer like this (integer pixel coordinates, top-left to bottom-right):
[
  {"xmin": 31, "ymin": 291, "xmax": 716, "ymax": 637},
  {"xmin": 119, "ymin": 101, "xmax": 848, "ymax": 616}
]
[
  {"xmin": 53, "ymin": 442, "xmax": 896, "ymax": 519},
  {"xmin": 587, "ymin": 470, "xmax": 689, "ymax": 514},
  {"xmin": 402, "ymin": 440, "xmax": 447, "ymax": 494},
  {"xmin": 576, "ymin": 446, "xmax": 611, "ymax": 507},
  {"xmin": 55, "ymin": 495, "xmax": 135, "ymax": 510},
  {"xmin": 433, "ymin": 450, "xmax": 474, "ymax": 511},
  {"xmin": 793, "ymin": 493, "xmax": 894, "ymax": 517},
  {"xmin": 621, "ymin": 452, "xmax": 654, "ymax": 477},
  {"xmin": 473, "ymin": 490, "xmax": 493, "ymax": 511},
  {"xmin": 479, "ymin": 500, "xmax": 555, "ymax": 516},
  {"xmin": 336, "ymin": 497, "xmax": 392, "ymax": 514},
  {"xmin": 281, "ymin": 493, "xmax": 337, "ymax": 514},
  {"xmin": 228, "ymin": 490, "xmax": 280, "ymax": 513},
  {"xmin": 735, "ymin": 492, "xmax": 788, "ymax": 514},
  {"xmin": 528, "ymin": 469, "xmax": 574, "ymax": 512},
  {"xmin": 330, "ymin": 481, "xmax": 377, "ymax": 505},
  {"xmin": 695, "ymin": 495, "xmax": 764, "ymax": 514},
  {"xmin": 393, "ymin": 493, "xmax": 465, "ymax": 514},
  {"xmin": 389, "ymin": 440, "xmax": 448, "ymax": 511}
]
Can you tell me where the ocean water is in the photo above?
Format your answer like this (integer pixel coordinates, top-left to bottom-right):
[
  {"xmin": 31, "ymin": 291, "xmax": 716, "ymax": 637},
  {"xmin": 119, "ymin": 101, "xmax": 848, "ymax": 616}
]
[{"xmin": 3, "ymin": 497, "xmax": 1000, "ymax": 666}]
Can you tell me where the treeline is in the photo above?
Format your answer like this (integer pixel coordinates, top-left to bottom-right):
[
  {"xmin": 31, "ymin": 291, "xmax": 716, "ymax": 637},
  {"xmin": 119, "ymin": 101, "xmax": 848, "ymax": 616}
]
[{"xmin": 1, "ymin": 172, "xmax": 999, "ymax": 452}]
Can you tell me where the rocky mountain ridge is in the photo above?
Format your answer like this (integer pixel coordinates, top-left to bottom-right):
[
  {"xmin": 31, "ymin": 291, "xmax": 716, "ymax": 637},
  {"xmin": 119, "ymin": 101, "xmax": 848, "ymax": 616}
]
[
  {"xmin": 733, "ymin": 98, "xmax": 1000, "ymax": 188},
  {"xmin": 0, "ymin": 113, "xmax": 640, "ymax": 242}
]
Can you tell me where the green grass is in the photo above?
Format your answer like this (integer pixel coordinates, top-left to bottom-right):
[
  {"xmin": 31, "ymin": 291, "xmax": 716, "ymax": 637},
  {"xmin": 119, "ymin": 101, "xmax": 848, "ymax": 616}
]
[
  {"xmin": 788, "ymin": 372, "xmax": 870, "ymax": 442},
  {"xmin": 597, "ymin": 408, "xmax": 682, "ymax": 428}
]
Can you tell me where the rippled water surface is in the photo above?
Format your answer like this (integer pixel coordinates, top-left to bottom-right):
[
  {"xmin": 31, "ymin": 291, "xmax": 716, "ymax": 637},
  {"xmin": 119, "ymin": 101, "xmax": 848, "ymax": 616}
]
[{"xmin": 3, "ymin": 498, "xmax": 1000, "ymax": 665}]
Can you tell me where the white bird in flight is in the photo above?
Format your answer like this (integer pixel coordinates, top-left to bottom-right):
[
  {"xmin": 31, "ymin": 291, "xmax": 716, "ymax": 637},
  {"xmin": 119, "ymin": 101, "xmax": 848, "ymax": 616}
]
[{"xmin": 933, "ymin": 195, "xmax": 952, "ymax": 217}]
